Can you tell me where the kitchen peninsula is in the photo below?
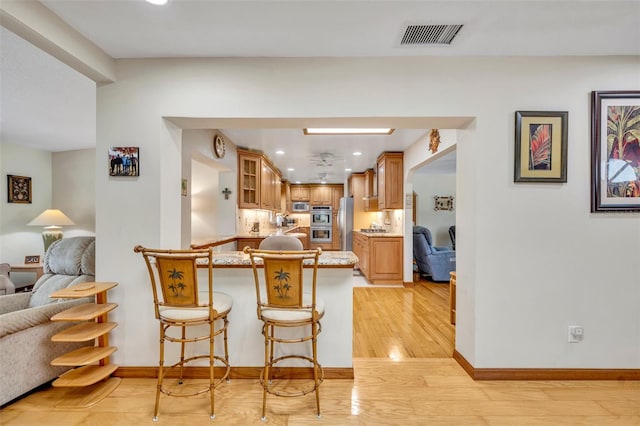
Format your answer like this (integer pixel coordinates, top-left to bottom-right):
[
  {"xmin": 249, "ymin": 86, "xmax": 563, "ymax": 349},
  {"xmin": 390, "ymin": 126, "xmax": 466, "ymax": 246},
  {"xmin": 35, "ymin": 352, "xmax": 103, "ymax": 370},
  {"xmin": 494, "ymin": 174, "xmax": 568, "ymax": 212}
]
[{"xmin": 192, "ymin": 248, "xmax": 357, "ymax": 376}]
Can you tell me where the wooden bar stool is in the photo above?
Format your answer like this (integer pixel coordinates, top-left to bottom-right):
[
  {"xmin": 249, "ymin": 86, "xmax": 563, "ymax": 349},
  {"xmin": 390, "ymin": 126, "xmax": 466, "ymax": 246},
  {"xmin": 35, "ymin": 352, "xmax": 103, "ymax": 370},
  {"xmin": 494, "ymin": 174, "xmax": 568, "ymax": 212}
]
[
  {"xmin": 245, "ymin": 246, "xmax": 324, "ymax": 420},
  {"xmin": 134, "ymin": 246, "xmax": 232, "ymax": 421}
]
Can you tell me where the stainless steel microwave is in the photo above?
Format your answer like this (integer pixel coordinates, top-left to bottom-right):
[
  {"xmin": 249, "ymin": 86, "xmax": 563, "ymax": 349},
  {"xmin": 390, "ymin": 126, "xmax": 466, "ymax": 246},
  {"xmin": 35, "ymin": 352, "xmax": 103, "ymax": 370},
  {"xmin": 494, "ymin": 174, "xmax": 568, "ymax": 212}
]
[{"xmin": 291, "ymin": 202, "xmax": 309, "ymax": 212}]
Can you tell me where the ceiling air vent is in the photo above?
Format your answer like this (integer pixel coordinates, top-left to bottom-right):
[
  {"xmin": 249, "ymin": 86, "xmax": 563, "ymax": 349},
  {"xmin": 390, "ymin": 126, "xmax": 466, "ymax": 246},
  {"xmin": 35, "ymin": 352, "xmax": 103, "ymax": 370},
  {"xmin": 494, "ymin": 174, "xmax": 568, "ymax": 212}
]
[{"xmin": 400, "ymin": 24, "xmax": 463, "ymax": 46}]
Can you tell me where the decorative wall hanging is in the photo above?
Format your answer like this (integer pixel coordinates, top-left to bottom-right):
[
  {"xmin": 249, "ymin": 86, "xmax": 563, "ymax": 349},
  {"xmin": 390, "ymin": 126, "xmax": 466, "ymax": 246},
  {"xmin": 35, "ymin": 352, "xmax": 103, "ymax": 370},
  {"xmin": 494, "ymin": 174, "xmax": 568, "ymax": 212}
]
[
  {"xmin": 7, "ymin": 175, "xmax": 32, "ymax": 203},
  {"xmin": 434, "ymin": 195, "xmax": 454, "ymax": 211},
  {"xmin": 514, "ymin": 111, "xmax": 568, "ymax": 183},
  {"xmin": 222, "ymin": 187, "xmax": 232, "ymax": 200},
  {"xmin": 591, "ymin": 90, "xmax": 640, "ymax": 212},
  {"xmin": 109, "ymin": 147, "xmax": 139, "ymax": 177},
  {"xmin": 24, "ymin": 255, "xmax": 40, "ymax": 264},
  {"xmin": 429, "ymin": 129, "xmax": 441, "ymax": 153}
]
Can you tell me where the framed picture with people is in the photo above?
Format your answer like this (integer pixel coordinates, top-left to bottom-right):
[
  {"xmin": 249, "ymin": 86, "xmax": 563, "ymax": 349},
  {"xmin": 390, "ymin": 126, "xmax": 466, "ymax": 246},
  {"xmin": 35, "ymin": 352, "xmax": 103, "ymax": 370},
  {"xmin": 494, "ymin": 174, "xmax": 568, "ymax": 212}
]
[{"xmin": 109, "ymin": 147, "xmax": 139, "ymax": 177}]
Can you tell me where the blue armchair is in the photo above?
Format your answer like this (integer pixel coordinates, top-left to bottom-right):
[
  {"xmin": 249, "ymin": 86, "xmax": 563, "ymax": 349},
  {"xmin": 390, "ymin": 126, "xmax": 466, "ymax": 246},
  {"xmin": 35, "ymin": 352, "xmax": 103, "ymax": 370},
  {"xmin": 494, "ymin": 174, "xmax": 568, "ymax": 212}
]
[{"xmin": 413, "ymin": 226, "xmax": 456, "ymax": 282}]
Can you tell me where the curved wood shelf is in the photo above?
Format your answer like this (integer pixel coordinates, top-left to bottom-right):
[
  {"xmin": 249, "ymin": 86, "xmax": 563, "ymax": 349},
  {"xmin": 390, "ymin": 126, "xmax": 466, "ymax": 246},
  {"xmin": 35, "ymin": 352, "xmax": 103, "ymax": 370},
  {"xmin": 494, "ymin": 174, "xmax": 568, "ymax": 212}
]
[
  {"xmin": 51, "ymin": 303, "xmax": 117, "ymax": 321},
  {"xmin": 52, "ymin": 322, "xmax": 118, "ymax": 342},
  {"xmin": 49, "ymin": 282, "xmax": 120, "ymax": 407},
  {"xmin": 53, "ymin": 364, "xmax": 118, "ymax": 387},
  {"xmin": 51, "ymin": 346, "xmax": 117, "ymax": 366},
  {"xmin": 50, "ymin": 282, "xmax": 118, "ymax": 299}
]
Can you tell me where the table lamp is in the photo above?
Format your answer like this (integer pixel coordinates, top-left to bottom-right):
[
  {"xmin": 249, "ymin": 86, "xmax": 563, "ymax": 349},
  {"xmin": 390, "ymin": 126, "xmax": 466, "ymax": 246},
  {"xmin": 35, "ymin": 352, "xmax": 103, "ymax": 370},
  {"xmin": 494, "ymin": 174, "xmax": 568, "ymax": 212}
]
[{"xmin": 28, "ymin": 209, "xmax": 75, "ymax": 253}]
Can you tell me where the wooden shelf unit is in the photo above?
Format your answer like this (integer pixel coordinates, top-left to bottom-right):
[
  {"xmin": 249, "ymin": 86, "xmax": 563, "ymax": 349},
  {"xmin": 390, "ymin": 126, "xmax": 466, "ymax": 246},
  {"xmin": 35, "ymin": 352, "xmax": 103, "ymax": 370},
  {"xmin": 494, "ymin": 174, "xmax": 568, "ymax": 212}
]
[{"xmin": 49, "ymin": 281, "xmax": 120, "ymax": 408}]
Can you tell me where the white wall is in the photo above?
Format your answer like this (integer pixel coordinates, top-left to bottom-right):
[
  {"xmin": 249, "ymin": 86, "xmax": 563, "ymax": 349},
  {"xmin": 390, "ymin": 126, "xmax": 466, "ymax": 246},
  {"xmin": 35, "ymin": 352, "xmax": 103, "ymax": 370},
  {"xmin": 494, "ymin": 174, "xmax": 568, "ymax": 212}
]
[
  {"xmin": 0, "ymin": 142, "xmax": 52, "ymax": 262},
  {"xmin": 414, "ymin": 173, "xmax": 456, "ymax": 247},
  {"xmin": 0, "ymin": 143, "xmax": 95, "ymax": 285},
  {"xmin": 96, "ymin": 56, "xmax": 640, "ymax": 369},
  {"xmin": 1, "ymin": 144, "xmax": 95, "ymax": 260},
  {"xmin": 52, "ymin": 148, "xmax": 96, "ymax": 237},
  {"xmin": 180, "ymin": 129, "xmax": 237, "ymax": 248}
]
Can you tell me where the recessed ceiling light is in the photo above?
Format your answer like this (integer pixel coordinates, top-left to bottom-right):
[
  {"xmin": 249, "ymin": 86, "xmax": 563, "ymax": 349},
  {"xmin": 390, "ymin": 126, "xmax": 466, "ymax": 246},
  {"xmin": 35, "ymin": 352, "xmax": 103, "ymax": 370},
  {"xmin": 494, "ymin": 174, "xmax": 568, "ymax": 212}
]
[
  {"xmin": 320, "ymin": 181, "xmax": 326, "ymax": 184},
  {"xmin": 275, "ymin": 150, "xmax": 285, "ymax": 155},
  {"xmin": 287, "ymin": 168, "xmax": 294, "ymax": 171},
  {"xmin": 353, "ymin": 152, "xmax": 362, "ymax": 156},
  {"xmin": 295, "ymin": 181, "xmax": 301, "ymax": 184},
  {"xmin": 345, "ymin": 168, "xmax": 352, "ymax": 172},
  {"xmin": 304, "ymin": 128, "xmax": 394, "ymax": 135},
  {"xmin": 145, "ymin": 0, "xmax": 168, "ymax": 5}
]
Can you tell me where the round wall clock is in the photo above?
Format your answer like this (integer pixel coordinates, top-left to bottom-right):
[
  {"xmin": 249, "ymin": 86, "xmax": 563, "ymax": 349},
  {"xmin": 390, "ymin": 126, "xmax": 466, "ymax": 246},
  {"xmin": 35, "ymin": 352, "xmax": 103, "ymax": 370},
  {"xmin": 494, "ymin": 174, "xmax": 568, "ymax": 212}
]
[{"xmin": 214, "ymin": 135, "xmax": 226, "ymax": 158}]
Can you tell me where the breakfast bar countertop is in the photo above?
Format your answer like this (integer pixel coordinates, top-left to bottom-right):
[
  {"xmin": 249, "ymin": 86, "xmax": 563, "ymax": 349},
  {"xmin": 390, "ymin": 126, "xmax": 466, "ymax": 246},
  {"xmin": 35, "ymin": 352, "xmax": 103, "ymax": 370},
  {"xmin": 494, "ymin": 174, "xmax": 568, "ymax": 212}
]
[{"xmin": 208, "ymin": 250, "xmax": 358, "ymax": 267}]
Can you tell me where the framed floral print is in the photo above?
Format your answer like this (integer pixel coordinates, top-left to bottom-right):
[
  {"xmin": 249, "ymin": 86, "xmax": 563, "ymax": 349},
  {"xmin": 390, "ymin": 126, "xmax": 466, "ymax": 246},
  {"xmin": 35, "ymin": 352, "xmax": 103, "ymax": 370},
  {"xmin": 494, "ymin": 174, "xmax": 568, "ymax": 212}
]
[
  {"xmin": 514, "ymin": 111, "xmax": 568, "ymax": 183},
  {"xmin": 591, "ymin": 91, "xmax": 640, "ymax": 212},
  {"xmin": 7, "ymin": 175, "xmax": 32, "ymax": 203}
]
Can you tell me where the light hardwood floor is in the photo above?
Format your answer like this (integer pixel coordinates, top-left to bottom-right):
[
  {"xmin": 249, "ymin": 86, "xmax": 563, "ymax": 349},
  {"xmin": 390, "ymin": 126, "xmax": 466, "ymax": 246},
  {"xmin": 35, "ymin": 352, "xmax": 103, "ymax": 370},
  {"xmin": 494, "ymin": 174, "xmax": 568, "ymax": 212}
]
[{"xmin": 2, "ymin": 280, "xmax": 638, "ymax": 425}]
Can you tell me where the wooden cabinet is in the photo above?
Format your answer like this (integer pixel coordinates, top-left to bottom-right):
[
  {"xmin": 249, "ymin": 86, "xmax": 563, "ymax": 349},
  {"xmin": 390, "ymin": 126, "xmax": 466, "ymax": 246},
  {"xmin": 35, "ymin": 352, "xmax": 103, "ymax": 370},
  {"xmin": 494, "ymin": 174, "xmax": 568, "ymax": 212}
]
[
  {"xmin": 377, "ymin": 152, "xmax": 403, "ymax": 210},
  {"xmin": 238, "ymin": 149, "xmax": 282, "ymax": 211},
  {"xmin": 352, "ymin": 233, "xmax": 403, "ymax": 284},
  {"xmin": 237, "ymin": 238, "xmax": 263, "ymax": 250},
  {"xmin": 260, "ymin": 161, "xmax": 280, "ymax": 211},
  {"xmin": 238, "ymin": 151, "xmax": 261, "ymax": 209},
  {"xmin": 363, "ymin": 169, "xmax": 378, "ymax": 212},
  {"xmin": 291, "ymin": 185, "xmax": 310, "ymax": 201},
  {"xmin": 352, "ymin": 232, "xmax": 370, "ymax": 278},
  {"xmin": 282, "ymin": 180, "xmax": 291, "ymax": 212},
  {"xmin": 297, "ymin": 227, "xmax": 310, "ymax": 249},
  {"xmin": 331, "ymin": 186, "xmax": 343, "ymax": 210},
  {"xmin": 310, "ymin": 185, "xmax": 332, "ymax": 205},
  {"xmin": 450, "ymin": 272, "xmax": 456, "ymax": 325},
  {"xmin": 49, "ymin": 282, "xmax": 120, "ymax": 407},
  {"xmin": 347, "ymin": 173, "xmax": 364, "ymax": 197}
]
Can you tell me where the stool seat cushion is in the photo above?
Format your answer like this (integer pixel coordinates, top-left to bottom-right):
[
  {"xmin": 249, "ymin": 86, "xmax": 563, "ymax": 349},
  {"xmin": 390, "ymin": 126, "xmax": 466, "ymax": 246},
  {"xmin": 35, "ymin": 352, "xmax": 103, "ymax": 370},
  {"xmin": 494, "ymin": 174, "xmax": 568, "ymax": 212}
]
[
  {"xmin": 261, "ymin": 294, "xmax": 325, "ymax": 322},
  {"xmin": 159, "ymin": 291, "xmax": 233, "ymax": 321}
]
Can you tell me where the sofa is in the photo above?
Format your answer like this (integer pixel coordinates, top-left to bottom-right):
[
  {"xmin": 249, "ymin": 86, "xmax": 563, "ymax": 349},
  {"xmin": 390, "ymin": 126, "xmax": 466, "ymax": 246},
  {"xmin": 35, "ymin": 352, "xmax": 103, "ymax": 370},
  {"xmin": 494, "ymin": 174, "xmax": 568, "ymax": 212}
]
[
  {"xmin": 0, "ymin": 236, "xmax": 96, "ymax": 406},
  {"xmin": 0, "ymin": 263, "xmax": 15, "ymax": 295},
  {"xmin": 413, "ymin": 226, "xmax": 456, "ymax": 282}
]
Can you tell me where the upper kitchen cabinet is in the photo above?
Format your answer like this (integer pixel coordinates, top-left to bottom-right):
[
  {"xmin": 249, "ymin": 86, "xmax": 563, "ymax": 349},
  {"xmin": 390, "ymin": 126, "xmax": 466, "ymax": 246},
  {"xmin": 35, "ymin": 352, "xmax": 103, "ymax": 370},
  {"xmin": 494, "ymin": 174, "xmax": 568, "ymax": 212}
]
[
  {"xmin": 377, "ymin": 152, "xmax": 403, "ymax": 210},
  {"xmin": 363, "ymin": 168, "xmax": 378, "ymax": 212},
  {"xmin": 237, "ymin": 149, "xmax": 282, "ymax": 211},
  {"xmin": 291, "ymin": 184, "xmax": 310, "ymax": 201},
  {"xmin": 310, "ymin": 185, "xmax": 332, "ymax": 206},
  {"xmin": 331, "ymin": 185, "xmax": 343, "ymax": 210},
  {"xmin": 260, "ymin": 160, "xmax": 281, "ymax": 211},
  {"xmin": 238, "ymin": 149, "xmax": 261, "ymax": 209}
]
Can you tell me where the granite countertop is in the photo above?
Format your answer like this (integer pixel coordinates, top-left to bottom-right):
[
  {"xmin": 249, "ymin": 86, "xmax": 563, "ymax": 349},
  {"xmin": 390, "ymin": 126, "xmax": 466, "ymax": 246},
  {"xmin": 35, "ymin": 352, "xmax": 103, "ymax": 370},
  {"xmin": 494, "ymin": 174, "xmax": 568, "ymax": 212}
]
[
  {"xmin": 353, "ymin": 230, "xmax": 404, "ymax": 238},
  {"xmin": 202, "ymin": 250, "xmax": 358, "ymax": 267}
]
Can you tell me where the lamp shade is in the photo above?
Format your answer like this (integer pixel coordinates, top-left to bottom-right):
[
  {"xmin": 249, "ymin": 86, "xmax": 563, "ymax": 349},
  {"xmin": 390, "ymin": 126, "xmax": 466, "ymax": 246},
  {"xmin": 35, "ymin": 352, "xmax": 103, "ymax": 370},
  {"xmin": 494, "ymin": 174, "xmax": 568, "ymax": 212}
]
[{"xmin": 28, "ymin": 209, "xmax": 75, "ymax": 228}]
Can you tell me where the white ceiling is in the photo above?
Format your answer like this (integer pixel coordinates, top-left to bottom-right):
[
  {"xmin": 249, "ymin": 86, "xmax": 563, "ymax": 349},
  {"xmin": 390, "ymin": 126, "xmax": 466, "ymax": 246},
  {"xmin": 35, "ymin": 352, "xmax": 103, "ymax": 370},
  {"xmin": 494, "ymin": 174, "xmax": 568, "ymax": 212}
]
[{"xmin": 2, "ymin": 1, "xmax": 639, "ymax": 181}]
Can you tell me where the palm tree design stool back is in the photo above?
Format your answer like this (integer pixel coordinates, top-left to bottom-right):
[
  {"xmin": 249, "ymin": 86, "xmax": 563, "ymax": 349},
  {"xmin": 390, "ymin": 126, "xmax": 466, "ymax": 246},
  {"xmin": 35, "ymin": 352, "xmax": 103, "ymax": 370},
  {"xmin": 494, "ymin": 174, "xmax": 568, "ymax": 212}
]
[
  {"xmin": 245, "ymin": 246, "xmax": 324, "ymax": 421},
  {"xmin": 134, "ymin": 246, "xmax": 232, "ymax": 421}
]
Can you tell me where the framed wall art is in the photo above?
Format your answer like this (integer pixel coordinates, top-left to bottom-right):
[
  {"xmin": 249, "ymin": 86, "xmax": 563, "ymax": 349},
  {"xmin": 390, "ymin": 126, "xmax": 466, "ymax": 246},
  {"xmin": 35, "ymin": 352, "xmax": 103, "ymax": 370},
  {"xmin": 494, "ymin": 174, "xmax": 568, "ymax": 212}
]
[
  {"xmin": 514, "ymin": 111, "xmax": 568, "ymax": 183},
  {"xmin": 109, "ymin": 147, "xmax": 139, "ymax": 177},
  {"xmin": 7, "ymin": 175, "xmax": 32, "ymax": 203},
  {"xmin": 24, "ymin": 255, "xmax": 40, "ymax": 264},
  {"xmin": 591, "ymin": 91, "xmax": 640, "ymax": 212}
]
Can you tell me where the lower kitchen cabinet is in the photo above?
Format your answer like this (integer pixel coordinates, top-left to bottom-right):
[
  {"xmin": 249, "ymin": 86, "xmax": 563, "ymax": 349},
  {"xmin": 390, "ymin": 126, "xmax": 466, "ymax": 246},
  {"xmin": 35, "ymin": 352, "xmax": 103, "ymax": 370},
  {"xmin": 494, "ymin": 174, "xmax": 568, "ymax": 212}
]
[
  {"xmin": 236, "ymin": 238, "xmax": 263, "ymax": 250},
  {"xmin": 352, "ymin": 232, "xmax": 403, "ymax": 284}
]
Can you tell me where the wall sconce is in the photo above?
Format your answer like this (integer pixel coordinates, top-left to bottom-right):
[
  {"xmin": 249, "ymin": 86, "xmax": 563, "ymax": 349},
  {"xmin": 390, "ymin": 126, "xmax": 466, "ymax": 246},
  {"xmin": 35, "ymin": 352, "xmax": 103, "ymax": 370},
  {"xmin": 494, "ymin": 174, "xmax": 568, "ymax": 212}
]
[{"xmin": 222, "ymin": 188, "xmax": 232, "ymax": 200}]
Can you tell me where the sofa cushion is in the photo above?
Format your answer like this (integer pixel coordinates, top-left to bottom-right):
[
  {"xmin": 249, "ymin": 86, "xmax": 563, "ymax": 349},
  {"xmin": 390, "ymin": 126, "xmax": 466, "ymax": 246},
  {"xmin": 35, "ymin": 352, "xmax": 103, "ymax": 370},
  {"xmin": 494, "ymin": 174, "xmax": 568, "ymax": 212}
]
[
  {"xmin": 44, "ymin": 236, "xmax": 95, "ymax": 276},
  {"xmin": 28, "ymin": 274, "xmax": 94, "ymax": 307}
]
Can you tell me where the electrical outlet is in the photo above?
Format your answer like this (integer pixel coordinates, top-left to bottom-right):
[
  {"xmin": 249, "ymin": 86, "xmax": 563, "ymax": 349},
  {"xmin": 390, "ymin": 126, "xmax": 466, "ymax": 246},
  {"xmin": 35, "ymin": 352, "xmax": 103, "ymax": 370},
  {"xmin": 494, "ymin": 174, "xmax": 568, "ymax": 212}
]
[{"xmin": 568, "ymin": 325, "xmax": 584, "ymax": 343}]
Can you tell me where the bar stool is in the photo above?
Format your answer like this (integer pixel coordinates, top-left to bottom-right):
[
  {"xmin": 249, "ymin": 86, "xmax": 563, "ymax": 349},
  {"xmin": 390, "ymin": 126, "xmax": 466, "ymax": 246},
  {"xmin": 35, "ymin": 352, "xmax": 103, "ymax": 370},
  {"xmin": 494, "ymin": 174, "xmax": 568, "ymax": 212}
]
[
  {"xmin": 245, "ymin": 245, "xmax": 324, "ymax": 420},
  {"xmin": 134, "ymin": 246, "xmax": 232, "ymax": 421}
]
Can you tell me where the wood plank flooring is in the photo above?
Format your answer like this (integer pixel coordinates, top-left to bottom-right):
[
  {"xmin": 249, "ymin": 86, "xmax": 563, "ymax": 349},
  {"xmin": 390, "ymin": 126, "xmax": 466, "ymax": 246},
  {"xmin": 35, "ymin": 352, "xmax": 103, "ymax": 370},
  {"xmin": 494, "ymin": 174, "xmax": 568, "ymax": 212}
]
[{"xmin": 2, "ymin": 279, "xmax": 639, "ymax": 425}]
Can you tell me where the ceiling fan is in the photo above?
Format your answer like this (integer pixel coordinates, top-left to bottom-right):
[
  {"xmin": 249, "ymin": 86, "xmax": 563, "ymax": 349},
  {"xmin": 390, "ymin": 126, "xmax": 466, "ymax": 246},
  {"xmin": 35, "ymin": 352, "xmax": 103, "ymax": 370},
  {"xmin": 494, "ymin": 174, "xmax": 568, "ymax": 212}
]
[{"xmin": 309, "ymin": 152, "xmax": 341, "ymax": 167}]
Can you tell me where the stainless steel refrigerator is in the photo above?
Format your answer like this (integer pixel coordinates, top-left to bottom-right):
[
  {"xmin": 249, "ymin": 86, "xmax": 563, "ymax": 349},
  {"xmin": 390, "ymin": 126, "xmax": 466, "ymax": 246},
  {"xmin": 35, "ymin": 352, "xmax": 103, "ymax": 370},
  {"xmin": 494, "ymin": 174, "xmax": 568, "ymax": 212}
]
[{"xmin": 338, "ymin": 197, "xmax": 354, "ymax": 251}]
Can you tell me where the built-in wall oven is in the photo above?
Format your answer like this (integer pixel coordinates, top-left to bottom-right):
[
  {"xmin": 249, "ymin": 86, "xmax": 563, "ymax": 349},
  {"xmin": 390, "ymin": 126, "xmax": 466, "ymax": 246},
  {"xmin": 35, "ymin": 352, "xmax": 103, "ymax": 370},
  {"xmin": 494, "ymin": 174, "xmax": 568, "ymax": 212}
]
[
  {"xmin": 310, "ymin": 206, "xmax": 332, "ymax": 227},
  {"xmin": 310, "ymin": 227, "xmax": 332, "ymax": 243},
  {"xmin": 310, "ymin": 206, "xmax": 332, "ymax": 243}
]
